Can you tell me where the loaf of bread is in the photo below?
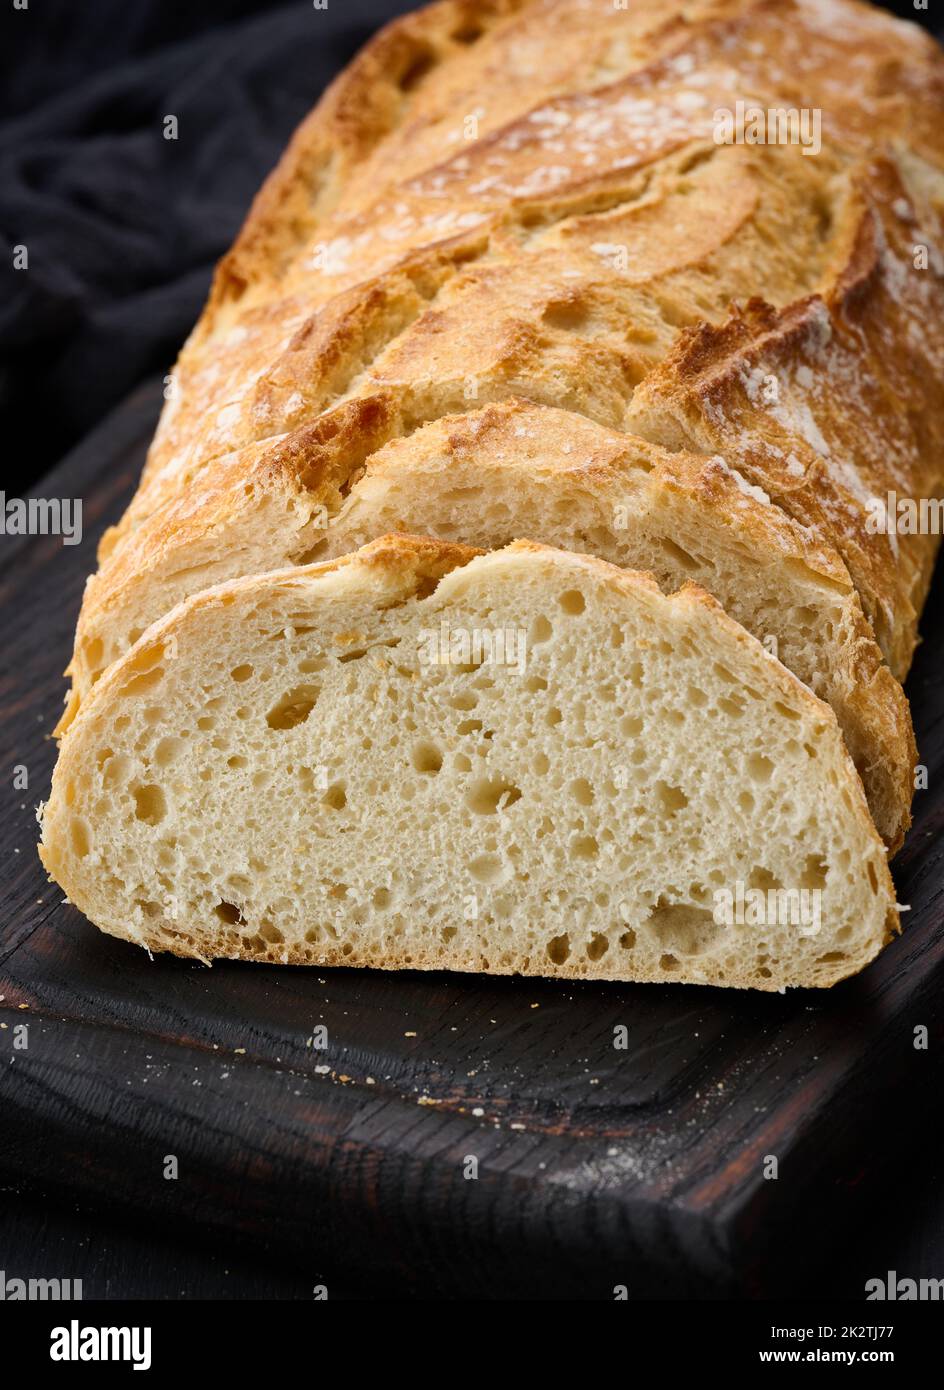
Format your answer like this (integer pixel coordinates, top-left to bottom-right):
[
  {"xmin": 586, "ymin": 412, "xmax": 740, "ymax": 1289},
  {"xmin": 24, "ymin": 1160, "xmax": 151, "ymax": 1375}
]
[
  {"xmin": 41, "ymin": 0, "xmax": 944, "ymax": 985},
  {"xmin": 40, "ymin": 536, "xmax": 897, "ymax": 989}
]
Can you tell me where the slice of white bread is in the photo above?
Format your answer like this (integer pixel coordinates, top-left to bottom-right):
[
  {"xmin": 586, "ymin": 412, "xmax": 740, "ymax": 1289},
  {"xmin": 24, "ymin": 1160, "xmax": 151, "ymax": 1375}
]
[
  {"xmin": 62, "ymin": 400, "xmax": 914, "ymax": 851},
  {"xmin": 40, "ymin": 535, "xmax": 897, "ymax": 990}
]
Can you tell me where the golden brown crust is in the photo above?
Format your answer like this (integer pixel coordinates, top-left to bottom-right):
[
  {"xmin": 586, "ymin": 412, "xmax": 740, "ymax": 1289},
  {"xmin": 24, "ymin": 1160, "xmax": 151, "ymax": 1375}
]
[
  {"xmin": 142, "ymin": 0, "xmax": 944, "ymax": 513},
  {"xmin": 628, "ymin": 155, "xmax": 944, "ymax": 682}
]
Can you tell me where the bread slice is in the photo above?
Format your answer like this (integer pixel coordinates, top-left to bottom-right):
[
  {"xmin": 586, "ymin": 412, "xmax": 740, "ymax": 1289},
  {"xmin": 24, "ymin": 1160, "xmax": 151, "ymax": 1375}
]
[
  {"xmin": 40, "ymin": 535, "xmax": 898, "ymax": 990},
  {"xmin": 63, "ymin": 399, "xmax": 915, "ymax": 851}
]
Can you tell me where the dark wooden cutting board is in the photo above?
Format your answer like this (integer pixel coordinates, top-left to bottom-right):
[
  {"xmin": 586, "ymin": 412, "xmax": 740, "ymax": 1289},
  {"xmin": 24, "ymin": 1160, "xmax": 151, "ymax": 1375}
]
[{"xmin": 1, "ymin": 379, "xmax": 942, "ymax": 1300}]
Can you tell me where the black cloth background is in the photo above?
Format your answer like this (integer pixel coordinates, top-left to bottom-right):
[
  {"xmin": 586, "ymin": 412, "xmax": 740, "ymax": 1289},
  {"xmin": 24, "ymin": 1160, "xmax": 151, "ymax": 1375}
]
[
  {"xmin": 0, "ymin": 0, "xmax": 937, "ymax": 496},
  {"xmin": 0, "ymin": 0, "xmax": 413, "ymax": 494}
]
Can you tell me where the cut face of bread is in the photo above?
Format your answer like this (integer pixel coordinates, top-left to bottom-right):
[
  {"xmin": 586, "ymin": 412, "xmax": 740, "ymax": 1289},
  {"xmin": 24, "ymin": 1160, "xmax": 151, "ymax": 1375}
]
[
  {"xmin": 64, "ymin": 400, "xmax": 914, "ymax": 851},
  {"xmin": 41, "ymin": 536, "xmax": 897, "ymax": 991}
]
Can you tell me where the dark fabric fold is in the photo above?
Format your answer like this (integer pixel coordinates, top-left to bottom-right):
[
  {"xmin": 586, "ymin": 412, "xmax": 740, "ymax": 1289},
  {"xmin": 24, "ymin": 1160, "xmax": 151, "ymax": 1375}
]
[{"xmin": 0, "ymin": 0, "xmax": 413, "ymax": 490}]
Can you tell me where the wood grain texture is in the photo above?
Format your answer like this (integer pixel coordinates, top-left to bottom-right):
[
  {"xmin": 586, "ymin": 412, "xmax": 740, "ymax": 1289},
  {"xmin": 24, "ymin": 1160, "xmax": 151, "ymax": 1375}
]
[{"xmin": 1, "ymin": 380, "xmax": 942, "ymax": 1299}]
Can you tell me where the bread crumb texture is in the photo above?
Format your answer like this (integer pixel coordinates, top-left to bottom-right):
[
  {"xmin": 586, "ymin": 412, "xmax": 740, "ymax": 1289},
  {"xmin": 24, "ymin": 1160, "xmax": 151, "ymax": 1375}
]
[{"xmin": 42, "ymin": 539, "xmax": 897, "ymax": 990}]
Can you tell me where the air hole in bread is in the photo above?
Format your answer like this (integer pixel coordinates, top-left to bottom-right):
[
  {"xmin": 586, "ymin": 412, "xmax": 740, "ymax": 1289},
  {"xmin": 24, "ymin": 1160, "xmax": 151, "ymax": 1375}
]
[
  {"xmin": 571, "ymin": 835, "xmax": 598, "ymax": 860},
  {"xmin": 266, "ymin": 685, "xmax": 321, "ymax": 730},
  {"xmin": 547, "ymin": 933, "xmax": 570, "ymax": 965},
  {"xmin": 411, "ymin": 741, "xmax": 443, "ymax": 773},
  {"xmin": 83, "ymin": 636, "xmax": 104, "ymax": 673},
  {"xmin": 570, "ymin": 778, "xmax": 594, "ymax": 806},
  {"xmin": 102, "ymin": 754, "xmax": 132, "ymax": 788},
  {"xmin": 70, "ymin": 818, "xmax": 90, "ymax": 858},
  {"xmin": 800, "ymin": 854, "xmax": 827, "ymax": 889},
  {"xmin": 530, "ymin": 615, "xmax": 553, "ymax": 644},
  {"xmin": 748, "ymin": 866, "xmax": 783, "ymax": 891},
  {"xmin": 466, "ymin": 777, "xmax": 522, "ymax": 815},
  {"xmin": 647, "ymin": 900, "xmax": 726, "ymax": 956},
  {"xmin": 558, "ymin": 589, "xmax": 586, "ymax": 615},
  {"xmin": 154, "ymin": 737, "xmax": 183, "ymax": 767},
  {"xmin": 718, "ymin": 693, "xmax": 746, "ymax": 717},
  {"xmin": 746, "ymin": 754, "xmax": 774, "ymax": 783},
  {"xmin": 468, "ymin": 853, "xmax": 506, "ymax": 884},
  {"xmin": 133, "ymin": 784, "xmax": 167, "ymax": 826},
  {"xmin": 587, "ymin": 933, "xmax": 609, "ymax": 961},
  {"xmin": 659, "ymin": 953, "xmax": 681, "ymax": 971},
  {"xmin": 322, "ymin": 783, "xmax": 347, "ymax": 811},
  {"xmin": 655, "ymin": 781, "xmax": 688, "ymax": 814},
  {"xmin": 214, "ymin": 901, "xmax": 245, "ymax": 926}
]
